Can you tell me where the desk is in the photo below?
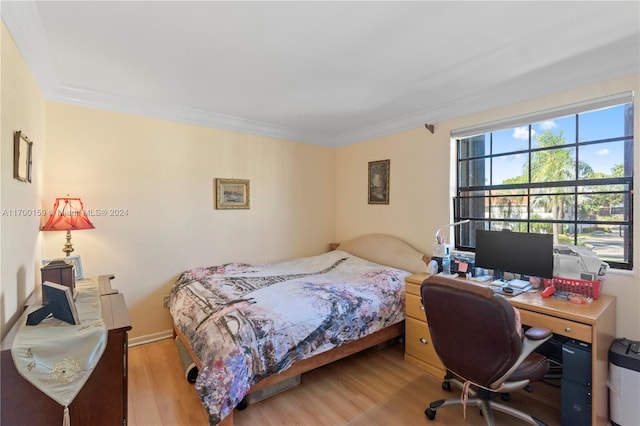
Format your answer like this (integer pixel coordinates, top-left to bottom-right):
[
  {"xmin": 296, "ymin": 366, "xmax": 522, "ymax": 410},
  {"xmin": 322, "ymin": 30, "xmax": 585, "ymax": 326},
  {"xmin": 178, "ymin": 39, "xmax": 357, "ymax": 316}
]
[{"xmin": 404, "ymin": 273, "xmax": 616, "ymax": 426}]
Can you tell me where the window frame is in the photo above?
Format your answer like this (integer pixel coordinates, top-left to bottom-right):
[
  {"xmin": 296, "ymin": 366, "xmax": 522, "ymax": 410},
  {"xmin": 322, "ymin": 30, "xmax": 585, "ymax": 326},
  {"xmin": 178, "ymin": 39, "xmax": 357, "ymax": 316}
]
[{"xmin": 453, "ymin": 94, "xmax": 634, "ymax": 271}]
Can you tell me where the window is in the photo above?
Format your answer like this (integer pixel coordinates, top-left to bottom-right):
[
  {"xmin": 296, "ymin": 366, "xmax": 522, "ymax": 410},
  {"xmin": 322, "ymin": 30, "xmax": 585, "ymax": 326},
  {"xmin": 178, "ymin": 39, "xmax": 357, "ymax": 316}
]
[{"xmin": 454, "ymin": 94, "xmax": 634, "ymax": 270}]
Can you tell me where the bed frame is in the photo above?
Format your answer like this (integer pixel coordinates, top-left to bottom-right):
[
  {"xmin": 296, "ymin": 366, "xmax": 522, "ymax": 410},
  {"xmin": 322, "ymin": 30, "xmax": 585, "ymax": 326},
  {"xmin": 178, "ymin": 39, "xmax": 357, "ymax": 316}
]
[
  {"xmin": 173, "ymin": 321, "xmax": 404, "ymax": 425},
  {"xmin": 171, "ymin": 234, "xmax": 427, "ymax": 425}
]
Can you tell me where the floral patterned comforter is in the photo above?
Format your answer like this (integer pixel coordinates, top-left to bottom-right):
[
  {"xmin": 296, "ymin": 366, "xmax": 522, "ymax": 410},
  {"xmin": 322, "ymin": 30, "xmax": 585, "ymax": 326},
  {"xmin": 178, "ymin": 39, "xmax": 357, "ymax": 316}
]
[{"xmin": 169, "ymin": 250, "xmax": 408, "ymax": 425}]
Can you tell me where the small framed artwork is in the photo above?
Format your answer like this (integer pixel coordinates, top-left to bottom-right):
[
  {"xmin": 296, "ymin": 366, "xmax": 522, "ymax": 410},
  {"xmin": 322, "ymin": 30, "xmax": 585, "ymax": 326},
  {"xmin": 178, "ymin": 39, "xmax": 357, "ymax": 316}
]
[
  {"xmin": 215, "ymin": 178, "xmax": 250, "ymax": 209},
  {"xmin": 14, "ymin": 130, "xmax": 33, "ymax": 183},
  {"xmin": 43, "ymin": 255, "xmax": 84, "ymax": 280},
  {"xmin": 368, "ymin": 160, "xmax": 390, "ymax": 204}
]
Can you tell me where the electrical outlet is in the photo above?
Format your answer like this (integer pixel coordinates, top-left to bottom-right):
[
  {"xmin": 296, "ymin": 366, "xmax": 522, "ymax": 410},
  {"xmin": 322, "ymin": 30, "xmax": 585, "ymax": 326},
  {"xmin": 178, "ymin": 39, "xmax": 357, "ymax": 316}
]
[{"xmin": 162, "ymin": 295, "xmax": 170, "ymax": 308}]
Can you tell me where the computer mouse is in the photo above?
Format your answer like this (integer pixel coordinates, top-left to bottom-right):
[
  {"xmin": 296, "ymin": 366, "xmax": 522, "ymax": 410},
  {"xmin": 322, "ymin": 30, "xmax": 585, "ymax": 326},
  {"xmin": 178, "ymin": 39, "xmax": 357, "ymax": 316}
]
[{"xmin": 503, "ymin": 286, "xmax": 514, "ymax": 294}]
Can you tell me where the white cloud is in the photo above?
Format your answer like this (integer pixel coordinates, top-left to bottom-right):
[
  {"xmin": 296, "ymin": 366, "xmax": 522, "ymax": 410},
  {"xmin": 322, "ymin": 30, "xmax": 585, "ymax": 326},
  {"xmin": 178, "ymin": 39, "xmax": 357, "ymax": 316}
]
[
  {"xmin": 597, "ymin": 148, "xmax": 610, "ymax": 156},
  {"xmin": 540, "ymin": 120, "xmax": 557, "ymax": 130},
  {"xmin": 512, "ymin": 126, "xmax": 530, "ymax": 140}
]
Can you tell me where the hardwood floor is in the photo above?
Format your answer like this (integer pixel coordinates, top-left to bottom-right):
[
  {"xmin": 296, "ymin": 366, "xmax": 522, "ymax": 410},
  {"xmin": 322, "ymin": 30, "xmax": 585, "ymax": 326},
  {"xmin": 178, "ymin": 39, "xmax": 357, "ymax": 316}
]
[{"xmin": 128, "ymin": 338, "xmax": 561, "ymax": 426}]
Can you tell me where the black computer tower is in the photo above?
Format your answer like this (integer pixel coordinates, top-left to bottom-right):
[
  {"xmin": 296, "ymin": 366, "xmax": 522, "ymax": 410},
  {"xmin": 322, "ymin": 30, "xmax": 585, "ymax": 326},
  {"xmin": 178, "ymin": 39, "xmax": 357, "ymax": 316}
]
[{"xmin": 561, "ymin": 341, "xmax": 592, "ymax": 426}]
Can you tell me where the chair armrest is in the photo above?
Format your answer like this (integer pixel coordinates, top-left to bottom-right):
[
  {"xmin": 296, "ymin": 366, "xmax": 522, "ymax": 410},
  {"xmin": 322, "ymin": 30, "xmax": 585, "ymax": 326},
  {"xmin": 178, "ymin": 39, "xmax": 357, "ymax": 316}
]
[
  {"xmin": 520, "ymin": 329, "xmax": 552, "ymax": 359},
  {"xmin": 524, "ymin": 326, "xmax": 552, "ymax": 341},
  {"xmin": 490, "ymin": 327, "xmax": 552, "ymax": 389}
]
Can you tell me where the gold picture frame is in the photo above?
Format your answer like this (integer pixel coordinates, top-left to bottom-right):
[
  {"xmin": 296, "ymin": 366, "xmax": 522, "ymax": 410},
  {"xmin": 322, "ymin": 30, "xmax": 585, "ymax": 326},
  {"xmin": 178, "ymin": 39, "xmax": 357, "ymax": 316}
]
[
  {"xmin": 215, "ymin": 178, "xmax": 250, "ymax": 209},
  {"xmin": 368, "ymin": 160, "xmax": 390, "ymax": 204},
  {"xmin": 14, "ymin": 130, "xmax": 33, "ymax": 183}
]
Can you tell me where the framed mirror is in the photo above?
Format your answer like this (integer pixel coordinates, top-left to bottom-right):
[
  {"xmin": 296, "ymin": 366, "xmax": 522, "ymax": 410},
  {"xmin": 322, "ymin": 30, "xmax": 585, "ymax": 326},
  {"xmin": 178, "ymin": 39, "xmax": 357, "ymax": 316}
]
[{"xmin": 14, "ymin": 130, "xmax": 33, "ymax": 183}]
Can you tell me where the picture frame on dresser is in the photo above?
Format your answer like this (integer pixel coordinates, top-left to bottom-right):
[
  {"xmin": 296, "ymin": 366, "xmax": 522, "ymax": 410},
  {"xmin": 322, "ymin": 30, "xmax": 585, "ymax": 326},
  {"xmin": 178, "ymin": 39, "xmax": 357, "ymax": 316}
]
[{"xmin": 43, "ymin": 255, "xmax": 84, "ymax": 280}]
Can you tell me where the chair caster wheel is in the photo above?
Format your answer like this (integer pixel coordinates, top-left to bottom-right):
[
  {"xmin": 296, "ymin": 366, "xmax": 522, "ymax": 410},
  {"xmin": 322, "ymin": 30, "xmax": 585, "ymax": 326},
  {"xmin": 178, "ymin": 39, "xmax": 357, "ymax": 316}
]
[
  {"xmin": 441, "ymin": 381, "xmax": 451, "ymax": 391},
  {"xmin": 500, "ymin": 392, "xmax": 511, "ymax": 401},
  {"xmin": 425, "ymin": 408, "xmax": 436, "ymax": 420}
]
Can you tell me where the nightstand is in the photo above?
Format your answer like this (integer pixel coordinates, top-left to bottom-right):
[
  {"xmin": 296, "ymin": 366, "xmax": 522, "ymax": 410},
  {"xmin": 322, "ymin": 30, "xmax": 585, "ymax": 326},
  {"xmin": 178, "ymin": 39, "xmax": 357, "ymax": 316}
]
[{"xmin": 404, "ymin": 273, "xmax": 445, "ymax": 378}]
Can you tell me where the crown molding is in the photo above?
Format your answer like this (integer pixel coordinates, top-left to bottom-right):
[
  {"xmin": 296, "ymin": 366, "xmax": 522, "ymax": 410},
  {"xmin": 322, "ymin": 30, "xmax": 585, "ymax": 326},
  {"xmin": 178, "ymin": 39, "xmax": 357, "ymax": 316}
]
[
  {"xmin": 2, "ymin": 1, "xmax": 60, "ymax": 97},
  {"xmin": 4, "ymin": 2, "xmax": 638, "ymax": 148},
  {"xmin": 1, "ymin": 1, "xmax": 334, "ymax": 146},
  {"xmin": 48, "ymin": 84, "xmax": 334, "ymax": 146}
]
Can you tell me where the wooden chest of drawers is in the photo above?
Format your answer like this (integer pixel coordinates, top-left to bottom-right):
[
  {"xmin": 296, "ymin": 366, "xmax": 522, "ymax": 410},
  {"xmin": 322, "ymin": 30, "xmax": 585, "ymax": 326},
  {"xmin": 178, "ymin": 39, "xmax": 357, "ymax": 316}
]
[{"xmin": 1, "ymin": 275, "xmax": 131, "ymax": 426}]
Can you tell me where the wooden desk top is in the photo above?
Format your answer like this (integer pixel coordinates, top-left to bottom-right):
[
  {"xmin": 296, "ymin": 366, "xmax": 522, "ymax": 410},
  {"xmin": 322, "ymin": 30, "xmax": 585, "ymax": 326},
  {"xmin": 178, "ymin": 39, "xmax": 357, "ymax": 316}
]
[{"xmin": 405, "ymin": 273, "xmax": 616, "ymax": 326}]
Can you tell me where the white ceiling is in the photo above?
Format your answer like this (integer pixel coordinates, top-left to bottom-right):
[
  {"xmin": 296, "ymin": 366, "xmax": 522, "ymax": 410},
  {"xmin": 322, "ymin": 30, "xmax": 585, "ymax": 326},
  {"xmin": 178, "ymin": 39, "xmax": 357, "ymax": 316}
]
[{"xmin": 3, "ymin": 1, "xmax": 639, "ymax": 146}]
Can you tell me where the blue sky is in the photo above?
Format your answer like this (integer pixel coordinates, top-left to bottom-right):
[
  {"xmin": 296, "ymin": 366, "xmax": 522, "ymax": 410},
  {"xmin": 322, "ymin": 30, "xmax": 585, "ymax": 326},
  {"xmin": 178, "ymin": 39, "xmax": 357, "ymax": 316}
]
[{"xmin": 487, "ymin": 104, "xmax": 629, "ymax": 184}]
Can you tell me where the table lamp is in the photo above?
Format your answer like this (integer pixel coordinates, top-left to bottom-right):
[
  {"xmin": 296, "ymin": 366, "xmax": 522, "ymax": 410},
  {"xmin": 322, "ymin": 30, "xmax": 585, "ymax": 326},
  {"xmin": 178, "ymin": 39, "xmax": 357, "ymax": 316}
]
[
  {"xmin": 433, "ymin": 219, "xmax": 470, "ymax": 257},
  {"xmin": 41, "ymin": 196, "xmax": 95, "ymax": 256}
]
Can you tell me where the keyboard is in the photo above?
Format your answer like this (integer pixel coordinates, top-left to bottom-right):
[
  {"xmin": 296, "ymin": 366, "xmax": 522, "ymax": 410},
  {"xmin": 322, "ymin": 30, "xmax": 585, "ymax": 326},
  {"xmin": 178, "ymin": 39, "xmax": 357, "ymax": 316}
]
[{"xmin": 507, "ymin": 278, "xmax": 531, "ymax": 289}]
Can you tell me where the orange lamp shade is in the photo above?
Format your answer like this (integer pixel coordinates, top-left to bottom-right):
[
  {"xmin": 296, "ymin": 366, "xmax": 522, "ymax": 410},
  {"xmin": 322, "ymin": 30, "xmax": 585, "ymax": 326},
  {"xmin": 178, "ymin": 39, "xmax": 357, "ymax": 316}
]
[{"xmin": 41, "ymin": 197, "xmax": 95, "ymax": 231}]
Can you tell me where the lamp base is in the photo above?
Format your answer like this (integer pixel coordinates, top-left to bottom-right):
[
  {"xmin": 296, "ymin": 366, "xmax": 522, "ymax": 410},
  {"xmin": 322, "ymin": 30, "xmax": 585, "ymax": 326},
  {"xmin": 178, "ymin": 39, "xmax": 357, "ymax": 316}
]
[
  {"xmin": 433, "ymin": 243, "xmax": 450, "ymax": 258},
  {"xmin": 63, "ymin": 230, "xmax": 74, "ymax": 256}
]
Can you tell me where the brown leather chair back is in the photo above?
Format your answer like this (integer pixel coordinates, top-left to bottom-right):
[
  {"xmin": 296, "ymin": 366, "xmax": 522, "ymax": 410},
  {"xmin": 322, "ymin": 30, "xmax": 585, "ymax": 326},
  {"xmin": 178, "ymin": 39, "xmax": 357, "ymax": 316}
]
[{"xmin": 420, "ymin": 275, "xmax": 522, "ymax": 386}]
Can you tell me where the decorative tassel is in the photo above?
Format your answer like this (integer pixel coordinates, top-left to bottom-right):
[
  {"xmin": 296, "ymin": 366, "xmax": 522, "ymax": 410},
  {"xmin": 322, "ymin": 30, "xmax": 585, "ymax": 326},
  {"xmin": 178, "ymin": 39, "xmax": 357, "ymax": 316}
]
[
  {"xmin": 63, "ymin": 406, "xmax": 70, "ymax": 426},
  {"xmin": 461, "ymin": 380, "xmax": 471, "ymax": 419}
]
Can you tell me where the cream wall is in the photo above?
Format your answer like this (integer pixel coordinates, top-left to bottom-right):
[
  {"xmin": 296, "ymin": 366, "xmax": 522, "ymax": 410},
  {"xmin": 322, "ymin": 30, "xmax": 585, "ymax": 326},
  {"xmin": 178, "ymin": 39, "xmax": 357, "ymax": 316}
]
[
  {"xmin": 2, "ymin": 14, "xmax": 638, "ymax": 342},
  {"xmin": 336, "ymin": 126, "xmax": 446, "ymax": 251},
  {"xmin": 336, "ymin": 73, "xmax": 640, "ymax": 340},
  {"xmin": 42, "ymin": 103, "xmax": 336, "ymax": 340},
  {"xmin": 0, "ymin": 23, "xmax": 46, "ymax": 339}
]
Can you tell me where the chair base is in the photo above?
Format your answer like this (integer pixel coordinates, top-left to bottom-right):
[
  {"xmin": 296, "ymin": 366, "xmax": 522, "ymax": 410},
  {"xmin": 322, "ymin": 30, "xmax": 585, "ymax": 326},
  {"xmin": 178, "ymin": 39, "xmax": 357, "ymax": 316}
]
[{"xmin": 425, "ymin": 378, "xmax": 548, "ymax": 426}]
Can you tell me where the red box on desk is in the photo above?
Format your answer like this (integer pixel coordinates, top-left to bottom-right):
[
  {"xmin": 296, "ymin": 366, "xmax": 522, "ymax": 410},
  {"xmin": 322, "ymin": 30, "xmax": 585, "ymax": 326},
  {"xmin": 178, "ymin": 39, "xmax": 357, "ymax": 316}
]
[{"xmin": 544, "ymin": 276, "xmax": 603, "ymax": 299}]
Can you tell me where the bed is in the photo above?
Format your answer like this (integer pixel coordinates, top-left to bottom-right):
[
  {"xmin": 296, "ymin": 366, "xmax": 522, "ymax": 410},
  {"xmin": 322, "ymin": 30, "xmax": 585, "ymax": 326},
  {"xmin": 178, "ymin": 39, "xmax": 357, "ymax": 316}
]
[{"xmin": 169, "ymin": 234, "xmax": 428, "ymax": 425}]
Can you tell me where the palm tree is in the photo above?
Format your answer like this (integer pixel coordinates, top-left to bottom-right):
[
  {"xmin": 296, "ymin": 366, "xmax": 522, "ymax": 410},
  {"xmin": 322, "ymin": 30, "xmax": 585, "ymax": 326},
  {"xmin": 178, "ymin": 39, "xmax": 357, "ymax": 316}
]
[{"xmin": 528, "ymin": 131, "xmax": 575, "ymax": 244}]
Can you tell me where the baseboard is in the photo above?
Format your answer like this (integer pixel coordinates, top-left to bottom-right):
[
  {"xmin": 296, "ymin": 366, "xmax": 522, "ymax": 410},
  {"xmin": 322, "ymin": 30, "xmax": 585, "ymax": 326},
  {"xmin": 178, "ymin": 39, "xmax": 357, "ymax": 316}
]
[{"xmin": 128, "ymin": 329, "xmax": 173, "ymax": 347}]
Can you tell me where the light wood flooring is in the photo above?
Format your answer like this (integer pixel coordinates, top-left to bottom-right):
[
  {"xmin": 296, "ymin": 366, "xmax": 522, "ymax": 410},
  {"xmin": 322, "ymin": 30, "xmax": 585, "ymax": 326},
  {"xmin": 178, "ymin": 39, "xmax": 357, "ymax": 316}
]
[{"xmin": 128, "ymin": 338, "xmax": 561, "ymax": 426}]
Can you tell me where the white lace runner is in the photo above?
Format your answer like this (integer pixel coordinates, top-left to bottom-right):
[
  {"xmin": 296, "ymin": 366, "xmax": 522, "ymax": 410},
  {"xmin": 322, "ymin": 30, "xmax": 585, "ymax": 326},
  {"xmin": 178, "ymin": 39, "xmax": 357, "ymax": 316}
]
[{"xmin": 11, "ymin": 277, "xmax": 107, "ymax": 426}]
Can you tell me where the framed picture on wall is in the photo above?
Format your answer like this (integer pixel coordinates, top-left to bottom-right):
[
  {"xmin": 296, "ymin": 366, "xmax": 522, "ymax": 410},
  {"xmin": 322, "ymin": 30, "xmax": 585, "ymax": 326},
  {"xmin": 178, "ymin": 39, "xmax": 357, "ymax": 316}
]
[
  {"xmin": 215, "ymin": 178, "xmax": 250, "ymax": 209},
  {"xmin": 14, "ymin": 130, "xmax": 33, "ymax": 183},
  {"xmin": 368, "ymin": 160, "xmax": 390, "ymax": 204}
]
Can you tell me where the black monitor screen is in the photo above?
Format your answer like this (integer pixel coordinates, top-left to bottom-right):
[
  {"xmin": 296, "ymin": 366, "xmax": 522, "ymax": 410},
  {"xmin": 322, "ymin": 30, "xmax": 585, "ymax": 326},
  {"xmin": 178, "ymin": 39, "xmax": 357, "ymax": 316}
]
[{"xmin": 475, "ymin": 230, "xmax": 554, "ymax": 279}]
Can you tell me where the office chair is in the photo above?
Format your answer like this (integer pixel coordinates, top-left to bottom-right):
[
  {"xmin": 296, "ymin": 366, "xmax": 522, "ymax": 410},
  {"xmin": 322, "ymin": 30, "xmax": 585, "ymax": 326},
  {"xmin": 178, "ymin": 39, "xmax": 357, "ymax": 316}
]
[{"xmin": 420, "ymin": 275, "xmax": 552, "ymax": 426}]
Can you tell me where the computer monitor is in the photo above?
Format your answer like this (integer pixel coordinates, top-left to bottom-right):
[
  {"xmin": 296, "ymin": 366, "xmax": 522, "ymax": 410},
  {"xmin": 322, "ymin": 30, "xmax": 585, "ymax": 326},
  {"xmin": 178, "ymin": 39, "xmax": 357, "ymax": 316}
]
[{"xmin": 475, "ymin": 230, "xmax": 554, "ymax": 279}]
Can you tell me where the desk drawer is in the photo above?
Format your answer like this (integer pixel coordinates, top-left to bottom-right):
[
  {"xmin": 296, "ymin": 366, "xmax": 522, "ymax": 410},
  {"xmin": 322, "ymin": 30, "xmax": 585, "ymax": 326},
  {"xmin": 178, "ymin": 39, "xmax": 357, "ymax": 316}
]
[
  {"xmin": 405, "ymin": 281, "xmax": 421, "ymax": 297},
  {"xmin": 518, "ymin": 309, "xmax": 592, "ymax": 343},
  {"xmin": 405, "ymin": 293, "xmax": 425, "ymax": 320},
  {"xmin": 405, "ymin": 317, "xmax": 443, "ymax": 371}
]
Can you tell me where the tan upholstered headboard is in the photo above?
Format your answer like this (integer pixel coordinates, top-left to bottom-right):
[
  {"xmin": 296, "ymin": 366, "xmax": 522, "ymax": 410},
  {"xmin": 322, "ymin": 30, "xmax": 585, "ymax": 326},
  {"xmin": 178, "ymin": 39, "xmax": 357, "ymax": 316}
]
[{"xmin": 335, "ymin": 234, "xmax": 428, "ymax": 274}]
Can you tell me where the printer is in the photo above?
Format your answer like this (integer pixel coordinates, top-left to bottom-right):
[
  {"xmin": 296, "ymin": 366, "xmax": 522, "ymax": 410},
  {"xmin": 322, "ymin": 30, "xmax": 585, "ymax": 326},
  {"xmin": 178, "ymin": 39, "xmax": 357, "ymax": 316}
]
[{"xmin": 553, "ymin": 245, "xmax": 609, "ymax": 281}]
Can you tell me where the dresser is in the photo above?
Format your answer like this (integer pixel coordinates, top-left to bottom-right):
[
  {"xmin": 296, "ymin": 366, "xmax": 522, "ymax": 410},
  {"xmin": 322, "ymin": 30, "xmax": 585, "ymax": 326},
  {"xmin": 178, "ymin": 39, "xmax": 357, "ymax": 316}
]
[{"xmin": 1, "ymin": 275, "xmax": 132, "ymax": 426}]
